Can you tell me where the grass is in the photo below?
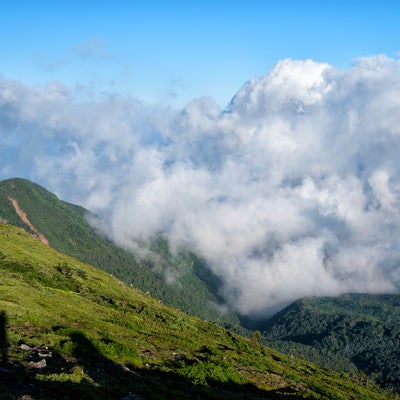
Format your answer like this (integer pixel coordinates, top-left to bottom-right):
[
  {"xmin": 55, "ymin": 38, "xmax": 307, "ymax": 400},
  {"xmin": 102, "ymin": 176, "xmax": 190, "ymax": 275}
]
[{"xmin": 0, "ymin": 223, "xmax": 395, "ymax": 399}]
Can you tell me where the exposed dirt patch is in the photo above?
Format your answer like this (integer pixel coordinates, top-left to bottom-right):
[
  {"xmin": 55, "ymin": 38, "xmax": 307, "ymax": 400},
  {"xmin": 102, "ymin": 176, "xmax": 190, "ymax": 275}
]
[{"xmin": 8, "ymin": 197, "xmax": 49, "ymax": 245}]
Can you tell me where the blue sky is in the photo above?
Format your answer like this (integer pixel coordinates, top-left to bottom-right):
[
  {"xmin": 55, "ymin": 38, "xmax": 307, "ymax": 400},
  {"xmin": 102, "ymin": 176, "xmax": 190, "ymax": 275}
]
[{"xmin": 2, "ymin": 0, "xmax": 400, "ymax": 107}]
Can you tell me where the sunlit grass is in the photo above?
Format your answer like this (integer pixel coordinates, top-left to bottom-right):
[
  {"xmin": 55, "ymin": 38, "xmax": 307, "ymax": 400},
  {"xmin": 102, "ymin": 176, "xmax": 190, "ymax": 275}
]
[{"xmin": 0, "ymin": 223, "xmax": 394, "ymax": 399}]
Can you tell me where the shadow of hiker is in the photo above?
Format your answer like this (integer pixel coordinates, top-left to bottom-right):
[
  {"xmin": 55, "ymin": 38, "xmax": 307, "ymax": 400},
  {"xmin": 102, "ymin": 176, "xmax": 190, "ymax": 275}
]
[
  {"xmin": 69, "ymin": 332, "xmax": 110, "ymax": 380},
  {"xmin": 0, "ymin": 310, "xmax": 8, "ymax": 365},
  {"xmin": 68, "ymin": 331, "xmax": 144, "ymax": 395},
  {"xmin": 70, "ymin": 332, "xmax": 121, "ymax": 373}
]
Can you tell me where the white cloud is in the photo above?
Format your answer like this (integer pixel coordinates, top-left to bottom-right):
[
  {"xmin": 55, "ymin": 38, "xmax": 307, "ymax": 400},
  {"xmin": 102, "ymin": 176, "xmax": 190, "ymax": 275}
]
[
  {"xmin": 1, "ymin": 56, "xmax": 400, "ymax": 316},
  {"xmin": 229, "ymin": 58, "xmax": 333, "ymax": 116}
]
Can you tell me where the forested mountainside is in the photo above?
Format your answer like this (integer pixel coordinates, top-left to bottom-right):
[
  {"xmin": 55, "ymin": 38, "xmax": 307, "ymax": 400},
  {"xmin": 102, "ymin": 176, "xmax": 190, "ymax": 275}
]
[
  {"xmin": 261, "ymin": 294, "xmax": 400, "ymax": 392},
  {"xmin": 0, "ymin": 223, "xmax": 392, "ymax": 399},
  {"xmin": 0, "ymin": 177, "xmax": 240, "ymax": 327}
]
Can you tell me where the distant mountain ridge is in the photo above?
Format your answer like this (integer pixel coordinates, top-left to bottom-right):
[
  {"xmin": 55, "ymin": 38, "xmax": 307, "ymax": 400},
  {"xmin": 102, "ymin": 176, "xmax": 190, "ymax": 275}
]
[
  {"xmin": 0, "ymin": 177, "xmax": 239, "ymax": 327},
  {"xmin": 262, "ymin": 294, "xmax": 400, "ymax": 392}
]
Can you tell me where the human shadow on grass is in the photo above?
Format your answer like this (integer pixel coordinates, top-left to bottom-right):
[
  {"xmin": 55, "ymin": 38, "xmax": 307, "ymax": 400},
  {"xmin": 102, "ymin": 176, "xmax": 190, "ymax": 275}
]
[{"xmin": 0, "ymin": 310, "xmax": 8, "ymax": 366}]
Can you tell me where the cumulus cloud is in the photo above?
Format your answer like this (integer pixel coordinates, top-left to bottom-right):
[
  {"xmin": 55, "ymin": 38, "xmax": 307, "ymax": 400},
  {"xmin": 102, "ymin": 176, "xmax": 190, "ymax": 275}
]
[{"xmin": 1, "ymin": 55, "xmax": 400, "ymax": 316}]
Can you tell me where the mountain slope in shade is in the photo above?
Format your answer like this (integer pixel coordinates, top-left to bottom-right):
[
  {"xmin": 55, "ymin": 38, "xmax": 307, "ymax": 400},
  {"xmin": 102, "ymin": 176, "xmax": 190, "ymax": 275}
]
[
  {"xmin": 261, "ymin": 294, "xmax": 400, "ymax": 392},
  {"xmin": 0, "ymin": 177, "xmax": 239, "ymax": 326},
  {"xmin": 0, "ymin": 223, "xmax": 391, "ymax": 399}
]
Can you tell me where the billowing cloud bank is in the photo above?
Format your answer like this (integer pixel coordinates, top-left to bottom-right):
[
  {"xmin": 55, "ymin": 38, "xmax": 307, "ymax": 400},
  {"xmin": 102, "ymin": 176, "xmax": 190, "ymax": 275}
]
[{"xmin": 1, "ymin": 55, "xmax": 400, "ymax": 315}]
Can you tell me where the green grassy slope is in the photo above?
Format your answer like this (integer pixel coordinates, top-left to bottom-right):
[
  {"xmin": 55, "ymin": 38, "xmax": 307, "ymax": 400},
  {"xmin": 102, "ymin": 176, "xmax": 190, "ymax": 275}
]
[
  {"xmin": 0, "ymin": 223, "xmax": 393, "ymax": 400},
  {"xmin": 0, "ymin": 177, "xmax": 239, "ymax": 326},
  {"xmin": 261, "ymin": 295, "xmax": 400, "ymax": 392}
]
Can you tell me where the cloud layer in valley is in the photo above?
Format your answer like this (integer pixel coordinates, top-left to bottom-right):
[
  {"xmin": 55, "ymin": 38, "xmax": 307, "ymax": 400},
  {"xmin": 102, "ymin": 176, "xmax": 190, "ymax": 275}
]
[{"xmin": 1, "ymin": 55, "xmax": 400, "ymax": 316}]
